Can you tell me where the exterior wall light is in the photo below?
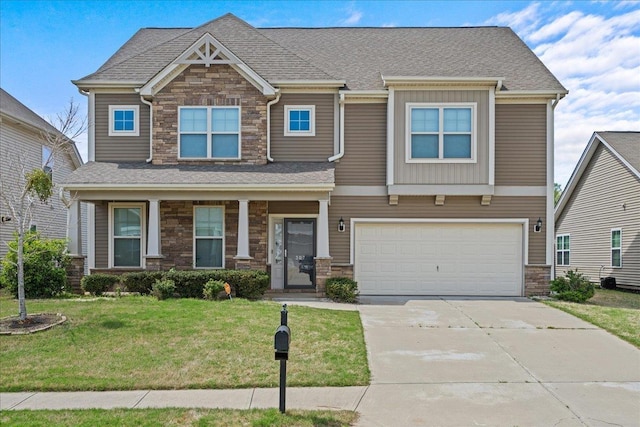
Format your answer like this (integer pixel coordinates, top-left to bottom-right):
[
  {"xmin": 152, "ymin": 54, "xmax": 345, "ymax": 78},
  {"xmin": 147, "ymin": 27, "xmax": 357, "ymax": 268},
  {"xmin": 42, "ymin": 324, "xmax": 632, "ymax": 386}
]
[
  {"xmin": 534, "ymin": 217, "xmax": 542, "ymax": 233},
  {"xmin": 1, "ymin": 216, "xmax": 11, "ymax": 223},
  {"xmin": 338, "ymin": 217, "xmax": 346, "ymax": 233}
]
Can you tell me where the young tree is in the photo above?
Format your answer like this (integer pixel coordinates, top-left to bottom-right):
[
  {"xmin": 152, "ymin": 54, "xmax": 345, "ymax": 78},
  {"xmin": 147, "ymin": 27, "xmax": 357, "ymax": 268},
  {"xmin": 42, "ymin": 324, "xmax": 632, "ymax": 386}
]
[
  {"xmin": 0, "ymin": 99, "xmax": 85, "ymax": 320},
  {"xmin": 554, "ymin": 183, "xmax": 563, "ymax": 205}
]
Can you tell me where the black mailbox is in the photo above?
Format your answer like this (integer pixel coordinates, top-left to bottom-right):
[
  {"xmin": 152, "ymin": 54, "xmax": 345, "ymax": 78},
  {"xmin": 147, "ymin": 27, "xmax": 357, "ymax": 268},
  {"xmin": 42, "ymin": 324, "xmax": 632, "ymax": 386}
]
[{"xmin": 274, "ymin": 325, "xmax": 290, "ymax": 360}]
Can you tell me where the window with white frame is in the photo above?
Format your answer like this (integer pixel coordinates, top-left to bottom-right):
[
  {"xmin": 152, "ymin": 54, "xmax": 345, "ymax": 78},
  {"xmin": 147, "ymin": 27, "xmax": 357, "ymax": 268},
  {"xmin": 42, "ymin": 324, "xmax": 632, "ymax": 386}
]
[
  {"xmin": 407, "ymin": 103, "xmax": 475, "ymax": 162},
  {"xmin": 194, "ymin": 206, "xmax": 224, "ymax": 268},
  {"xmin": 611, "ymin": 228, "xmax": 622, "ymax": 268},
  {"xmin": 284, "ymin": 105, "xmax": 315, "ymax": 136},
  {"xmin": 42, "ymin": 145, "xmax": 53, "ymax": 177},
  {"xmin": 111, "ymin": 204, "xmax": 144, "ymax": 267},
  {"xmin": 556, "ymin": 234, "xmax": 570, "ymax": 266},
  {"xmin": 108, "ymin": 105, "xmax": 139, "ymax": 136},
  {"xmin": 179, "ymin": 107, "xmax": 240, "ymax": 159}
]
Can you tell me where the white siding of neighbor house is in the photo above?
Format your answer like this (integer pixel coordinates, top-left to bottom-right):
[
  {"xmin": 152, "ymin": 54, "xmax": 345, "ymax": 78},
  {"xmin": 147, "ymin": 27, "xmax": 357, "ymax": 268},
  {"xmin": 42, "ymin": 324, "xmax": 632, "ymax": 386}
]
[{"xmin": 556, "ymin": 144, "xmax": 640, "ymax": 287}]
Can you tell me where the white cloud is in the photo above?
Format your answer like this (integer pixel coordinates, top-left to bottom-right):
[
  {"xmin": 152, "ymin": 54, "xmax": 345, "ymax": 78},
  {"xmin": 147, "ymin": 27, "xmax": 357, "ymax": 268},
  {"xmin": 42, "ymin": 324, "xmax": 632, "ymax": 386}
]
[
  {"xmin": 382, "ymin": 22, "xmax": 397, "ymax": 28},
  {"xmin": 340, "ymin": 4, "xmax": 363, "ymax": 26},
  {"xmin": 484, "ymin": 2, "xmax": 541, "ymax": 36}
]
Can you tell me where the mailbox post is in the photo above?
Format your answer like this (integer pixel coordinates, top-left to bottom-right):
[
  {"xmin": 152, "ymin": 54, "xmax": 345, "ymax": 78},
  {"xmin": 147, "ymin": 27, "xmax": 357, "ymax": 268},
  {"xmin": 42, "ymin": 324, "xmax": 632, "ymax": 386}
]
[{"xmin": 274, "ymin": 304, "xmax": 290, "ymax": 413}]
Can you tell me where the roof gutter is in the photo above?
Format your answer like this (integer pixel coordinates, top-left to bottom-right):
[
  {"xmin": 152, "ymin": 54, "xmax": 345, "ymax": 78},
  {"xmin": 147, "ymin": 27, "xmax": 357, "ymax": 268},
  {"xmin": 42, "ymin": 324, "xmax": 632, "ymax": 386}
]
[
  {"xmin": 328, "ymin": 93, "xmax": 345, "ymax": 162},
  {"xmin": 136, "ymin": 92, "xmax": 154, "ymax": 163},
  {"xmin": 266, "ymin": 91, "xmax": 281, "ymax": 162}
]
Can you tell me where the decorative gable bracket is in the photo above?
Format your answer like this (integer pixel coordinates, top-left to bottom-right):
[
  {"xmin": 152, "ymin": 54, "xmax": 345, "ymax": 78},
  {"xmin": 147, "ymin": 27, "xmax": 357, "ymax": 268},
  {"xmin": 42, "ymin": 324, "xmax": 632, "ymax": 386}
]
[{"xmin": 176, "ymin": 35, "xmax": 234, "ymax": 67}]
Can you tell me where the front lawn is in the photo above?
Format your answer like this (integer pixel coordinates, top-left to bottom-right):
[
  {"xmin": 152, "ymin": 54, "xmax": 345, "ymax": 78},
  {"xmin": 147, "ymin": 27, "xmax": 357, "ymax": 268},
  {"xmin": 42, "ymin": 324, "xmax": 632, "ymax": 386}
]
[
  {"xmin": 0, "ymin": 294, "xmax": 369, "ymax": 391},
  {"xmin": 0, "ymin": 408, "xmax": 357, "ymax": 427},
  {"xmin": 544, "ymin": 288, "xmax": 640, "ymax": 348}
]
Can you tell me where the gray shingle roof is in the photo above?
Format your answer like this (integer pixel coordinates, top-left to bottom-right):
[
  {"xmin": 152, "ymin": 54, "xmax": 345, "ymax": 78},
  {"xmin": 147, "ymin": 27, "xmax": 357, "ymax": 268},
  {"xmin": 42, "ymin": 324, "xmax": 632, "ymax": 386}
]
[
  {"xmin": 1, "ymin": 88, "xmax": 60, "ymax": 134},
  {"xmin": 597, "ymin": 131, "xmax": 640, "ymax": 173},
  {"xmin": 62, "ymin": 161, "xmax": 335, "ymax": 187},
  {"xmin": 75, "ymin": 14, "xmax": 565, "ymax": 92}
]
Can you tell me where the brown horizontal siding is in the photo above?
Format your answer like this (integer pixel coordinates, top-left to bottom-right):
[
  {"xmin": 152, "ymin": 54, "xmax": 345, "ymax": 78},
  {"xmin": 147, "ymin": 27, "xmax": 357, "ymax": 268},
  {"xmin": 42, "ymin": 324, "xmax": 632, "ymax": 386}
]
[
  {"xmin": 270, "ymin": 93, "xmax": 335, "ymax": 161},
  {"xmin": 95, "ymin": 202, "xmax": 109, "ymax": 268},
  {"xmin": 335, "ymin": 103, "xmax": 386, "ymax": 186},
  {"xmin": 328, "ymin": 196, "xmax": 546, "ymax": 265},
  {"xmin": 95, "ymin": 93, "xmax": 150, "ymax": 162},
  {"xmin": 556, "ymin": 145, "xmax": 640, "ymax": 286},
  {"xmin": 495, "ymin": 104, "xmax": 547, "ymax": 186},
  {"xmin": 268, "ymin": 201, "xmax": 319, "ymax": 215}
]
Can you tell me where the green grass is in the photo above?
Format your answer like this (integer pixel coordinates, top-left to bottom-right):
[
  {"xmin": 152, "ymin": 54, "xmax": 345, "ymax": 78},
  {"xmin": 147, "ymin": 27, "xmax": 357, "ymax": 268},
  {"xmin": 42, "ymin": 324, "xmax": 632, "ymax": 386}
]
[
  {"xmin": 0, "ymin": 293, "xmax": 369, "ymax": 391},
  {"xmin": 544, "ymin": 288, "xmax": 640, "ymax": 348},
  {"xmin": 0, "ymin": 408, "xmax": 358, "ymax": 426}
]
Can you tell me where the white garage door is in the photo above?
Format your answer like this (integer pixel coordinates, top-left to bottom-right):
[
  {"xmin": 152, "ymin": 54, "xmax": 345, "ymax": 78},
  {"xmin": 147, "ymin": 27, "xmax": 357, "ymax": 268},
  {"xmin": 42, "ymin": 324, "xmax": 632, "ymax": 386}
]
[{"xmin": 354, "ymin": 222, "xmax": 523, "ymax": 296}]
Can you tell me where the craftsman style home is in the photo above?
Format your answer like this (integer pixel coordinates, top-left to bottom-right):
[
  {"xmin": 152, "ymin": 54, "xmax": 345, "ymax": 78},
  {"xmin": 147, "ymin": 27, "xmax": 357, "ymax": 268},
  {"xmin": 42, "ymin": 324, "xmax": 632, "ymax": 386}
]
[
  {"xmin": 63, "ymin": 13, "xmax": 567, "ymax": 296},
  {"xmin": 555, "ymin": 132, "xmax": 639, "ymax": 289}
]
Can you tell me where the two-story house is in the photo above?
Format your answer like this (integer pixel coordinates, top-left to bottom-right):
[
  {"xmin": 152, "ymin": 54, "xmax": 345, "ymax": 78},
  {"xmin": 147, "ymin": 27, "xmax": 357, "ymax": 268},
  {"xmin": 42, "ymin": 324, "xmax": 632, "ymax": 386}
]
[{"xmin": 63, "ymin": 13, "xmax": 566, "ymax": 296}]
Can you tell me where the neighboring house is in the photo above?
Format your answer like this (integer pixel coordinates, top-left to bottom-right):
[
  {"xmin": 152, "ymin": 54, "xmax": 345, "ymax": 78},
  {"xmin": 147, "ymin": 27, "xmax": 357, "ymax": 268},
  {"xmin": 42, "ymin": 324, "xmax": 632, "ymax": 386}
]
[
  {"xmin": 0, "ymin": 88, "xmax": 85, "ymax": 270},
  {"xmin": 555, "ymin": 132, "xmax": 639, "ymax": 289},
  {"xmin": 63, "ymin": 13, "xmax": 567, "ymax": 296}
]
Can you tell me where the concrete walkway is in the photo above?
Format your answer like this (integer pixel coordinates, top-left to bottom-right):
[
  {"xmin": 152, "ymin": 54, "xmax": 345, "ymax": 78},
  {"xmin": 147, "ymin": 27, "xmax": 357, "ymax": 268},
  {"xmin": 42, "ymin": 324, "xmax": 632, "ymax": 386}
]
[{"xmin": 2, "ymin": 297, "xmax": 639, "ymax": 427}]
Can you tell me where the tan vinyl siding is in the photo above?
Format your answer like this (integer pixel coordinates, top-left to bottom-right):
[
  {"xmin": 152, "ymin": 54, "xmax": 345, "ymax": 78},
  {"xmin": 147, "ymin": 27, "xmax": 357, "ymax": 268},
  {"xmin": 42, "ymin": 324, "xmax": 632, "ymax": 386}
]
[
  {"xmin": 268, "ymin": 201, "xmax": 319, "ymax": 215},
  {"xmin": 335, "ymin": 103, "xmax": 386, "ymax": 185},
  {"xmin": 556, "ymin": 145, "xmax": 640, "ymax": 287},
  {"xmin": 393, "ymin": 90, "xmax": 489, "ymax": 185},
  {"xmin": 270, "ymin": 93, "xmax": 335, "ymax": 161},
  {"xmin": 94, "ymin": 202, "xmax": 109, "ymax": 269},
  {"xmin": 495, "ymin": 104, "xmax": 547, "ymax": 186},
  {"xmin": 328, "ymin": 196, "xmax": 546, "ymax": 265},
  {"xmin": 95, "ymin": 93, "xmax": 150, "ymax": 162}
]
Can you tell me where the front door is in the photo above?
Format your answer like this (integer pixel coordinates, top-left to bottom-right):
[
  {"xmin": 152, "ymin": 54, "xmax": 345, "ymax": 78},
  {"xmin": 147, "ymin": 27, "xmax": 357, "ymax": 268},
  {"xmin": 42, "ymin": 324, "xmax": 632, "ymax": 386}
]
[{"xmin": 284, "ymin": 218, "xmax": 316, "ymax": 289}]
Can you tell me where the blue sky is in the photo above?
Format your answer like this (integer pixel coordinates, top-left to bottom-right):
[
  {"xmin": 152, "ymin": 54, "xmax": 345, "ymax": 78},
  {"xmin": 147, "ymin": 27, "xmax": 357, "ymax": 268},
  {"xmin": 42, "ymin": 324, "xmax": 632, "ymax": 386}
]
[{"xmin": 1, "ymin": 0, "xmax": 638, "ymax": 186}]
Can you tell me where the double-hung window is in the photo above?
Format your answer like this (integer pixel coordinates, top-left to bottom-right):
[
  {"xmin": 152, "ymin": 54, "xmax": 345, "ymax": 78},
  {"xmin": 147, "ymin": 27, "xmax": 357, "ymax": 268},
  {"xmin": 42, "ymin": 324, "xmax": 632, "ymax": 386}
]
[
  {"xmin": 611, "ymin": 229, "xmax": 622, "ymax": 268},
  {"xmin": 194, "ymin": 206, "xmax": 224, "ymax": 268},
  {"xmin": 284, "ymin": 105, "xmax": 315, "ymax": 136},
  {"xmin": 111, "ymin": 204, "xmax": 144, "ymax": 268},
  {"xmin": 556, "ymin": 234, "xmax": 570, "ymax": 266},
  {"xmin": 407, "ymin": 103, "xmax": 475, "ymax": 162},
  {"xmin": 108, "ymin": 105, "xmax": 139, "ymax": 136},
  {"xmin": 179, "ymin": 107, "xmax": 240, "ymax": 159},
  {"xmin": 42, "ymin": 145, "xmax": 53, "ymax": 177}
]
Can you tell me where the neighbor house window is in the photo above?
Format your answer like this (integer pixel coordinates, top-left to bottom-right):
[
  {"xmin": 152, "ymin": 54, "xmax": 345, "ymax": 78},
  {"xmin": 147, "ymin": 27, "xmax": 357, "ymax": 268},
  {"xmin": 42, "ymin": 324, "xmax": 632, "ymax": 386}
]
[
  {"xmin": 194, "ymin": 206, "xmax": 224, "ymax": 268},
  {"xmin": 108, "ymin": 105, "xmax": 139, "ymax": 136},
  {"xmin": 556, "ymin": 234, "xmax": 570, "ymax": 266},
  {"xmin": 179, "ymin": 107, "xmax": 240, "ymax": 159},
  {"xmin": 284, "ymin": 105, "xmax": 315, "ymax": 136},
  {"xmin": 42, "ymin": 145, "xmax": 53, "ymax": 177},
  {"xmin": 406, "ymin": 103, "xmax": 475, "ymax": 162},
  {"xmin": 611, "ymin": 228, "xmax": 622, "ymax": 268},
  {"xmin": 110, "ymin": 204, "xmax": 144, "ymax": 268}
]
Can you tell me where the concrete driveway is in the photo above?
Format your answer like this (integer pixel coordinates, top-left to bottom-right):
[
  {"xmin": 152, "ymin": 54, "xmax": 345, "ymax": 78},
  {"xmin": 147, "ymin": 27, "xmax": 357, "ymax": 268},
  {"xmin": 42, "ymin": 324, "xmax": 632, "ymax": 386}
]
[{"xmin": 355, "ymin": 297, "xmax": 640, "ymax": 427}]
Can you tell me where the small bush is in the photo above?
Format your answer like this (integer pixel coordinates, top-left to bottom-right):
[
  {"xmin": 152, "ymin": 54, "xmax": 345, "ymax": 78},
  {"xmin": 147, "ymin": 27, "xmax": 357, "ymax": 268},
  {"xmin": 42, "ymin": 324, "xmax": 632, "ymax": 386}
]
[
  {"xmin": 81, "ymin": 274, "xmax": 120, "ymax": 296},
  {"xmin": 152, "ymin": 279, "xmax": 176, "ymax": 300},
  {"xmin": 326, "ymin": 277, "xmax": 359, "ymax": 303},
  {"xmin": 203, "ymin": 279, "xmax": 226, "ymax": 300},
  {"xmin": 164, "ymin": 269, "xmax": 269, "ymax": 300},
  {"xmin": 550, "ymin": 269, "xmax": 594, "ymax": 303},
  {"xmin": 120, "ymin": 271, "xmax": 164, "ymax": 295}
]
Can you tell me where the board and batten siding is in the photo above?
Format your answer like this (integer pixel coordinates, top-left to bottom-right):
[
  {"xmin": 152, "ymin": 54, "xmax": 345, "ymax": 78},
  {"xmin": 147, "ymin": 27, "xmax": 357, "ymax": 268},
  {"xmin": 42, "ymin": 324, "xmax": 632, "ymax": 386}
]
[
  {"xmin": 328, "ymin": 195, "xmax": 546, "ymax": 265},
  {"xmin": 270, "ymin": 93, "xmax": 335, "ymax": 161},
  {"xmin": 393, "ymin": 90, "xmax": 489, "ymax": 185},
  {"xmin": 495, "ymin": 104, "xmax": 547, "ymax": 186},
  {"xmin": 94, "ymin": 202, "xmax": 109, "ymax": 269},
  {"xmin": 335, "ymin": 103, "xmax": 387, "ymax": 186},
  {"xmin": 94, "ymin": 93, "xmax": 150, "ymax": 162},
  {"xmin": 556, "ymin": 144, "xmax": 640, "ymax": 287}
]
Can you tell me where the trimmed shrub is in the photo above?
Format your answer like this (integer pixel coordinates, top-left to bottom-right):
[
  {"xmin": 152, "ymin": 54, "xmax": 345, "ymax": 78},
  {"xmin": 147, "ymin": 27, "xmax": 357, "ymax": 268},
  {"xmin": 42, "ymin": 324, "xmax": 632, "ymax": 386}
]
[
  {"xmin": 152, "ymin": 278, "xmax": 176, "ymax": 300},
  {"xmin": 326, "ymin": 277, "xmax": 359, "ymax": 303},
  {"xmin": 164, "ymin": 269, "xmax": 269, "ymax": 300},
  {"xmin": 550, "ymin": 269, "xmax": 594, "ymax": 303},
  {"xmin": 0, "ymin": 232, "xmax": 69, "ymax": 298},
  {"xmin": 120, "ymin": 271, "xmax": 164, "ymax": 295},
  {"xmin": 81, "ymin": 274, "xmax": 120, "ymax": 296},
  {"xmin": 203, "ymin": 279, "xmax": 226, "ymax": 300}
]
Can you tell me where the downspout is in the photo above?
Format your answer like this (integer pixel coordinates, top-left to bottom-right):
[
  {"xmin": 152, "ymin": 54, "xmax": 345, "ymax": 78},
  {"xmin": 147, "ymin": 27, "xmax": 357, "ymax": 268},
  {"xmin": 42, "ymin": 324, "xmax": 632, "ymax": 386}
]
[
  {"xmin": 266, "ymin": 91, "xmax": 281, "ymax": 162},
  {"xmin": 139, "ymin": 95, "xmax": 154, "ymax": 163},
  {"xmin": 328, "ymin": 93, "xmax": 345, "ymax": 162}
]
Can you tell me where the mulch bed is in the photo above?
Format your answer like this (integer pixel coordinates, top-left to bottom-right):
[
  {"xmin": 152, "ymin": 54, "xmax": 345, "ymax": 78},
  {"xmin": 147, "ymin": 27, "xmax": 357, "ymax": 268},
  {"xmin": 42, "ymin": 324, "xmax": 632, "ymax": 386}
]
[{"xmin": 0, "ymin": 313, "xmax": 67, "ymax": 335}]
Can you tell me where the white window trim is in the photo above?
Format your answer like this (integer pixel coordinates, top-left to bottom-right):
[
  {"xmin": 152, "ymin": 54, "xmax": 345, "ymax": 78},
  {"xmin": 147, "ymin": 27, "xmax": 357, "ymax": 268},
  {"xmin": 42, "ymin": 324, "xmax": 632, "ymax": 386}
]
[
  {"xmin": 611, "ymin": 228, "xmax": 622, "ymax": 268},
  {"xmin": 178, "ymin": 106, "xmax": 241, "ymax": 160},
  {"xmin": 556, "ymin": 234, "xmax": 570, "ymax": 266},
  {"xmin": 193, "ymin": 205, "xmax": 226, "ymax": 269},
  {"xmin": 284, "ymin": 105, "xmax": 316, "ymax": 137},
  {"xmin": 405, "ymin": 102, "xmax": 477, "ymax": 163},
  {"xmin": 42, "ymin": 145, "xmax": 53, "ymax": 176},
  {"xmin": 108, "ymin": 203, "xmax": 146, "ymax": 269},
  {"xmin": 108, "ymin": 105, "xmax": 140, "ymax": 137}
]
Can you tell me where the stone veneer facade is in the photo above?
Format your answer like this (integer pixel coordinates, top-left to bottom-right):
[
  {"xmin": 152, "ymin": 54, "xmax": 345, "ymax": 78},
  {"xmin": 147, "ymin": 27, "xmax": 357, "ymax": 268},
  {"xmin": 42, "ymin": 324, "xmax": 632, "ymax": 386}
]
[
  {"xmin": 152, "ymin": 64, "xmax": 268, "ymax": 165},
  {"xmin": 524, "ymin": 265, "xmax": 551, "ymax": 296}
]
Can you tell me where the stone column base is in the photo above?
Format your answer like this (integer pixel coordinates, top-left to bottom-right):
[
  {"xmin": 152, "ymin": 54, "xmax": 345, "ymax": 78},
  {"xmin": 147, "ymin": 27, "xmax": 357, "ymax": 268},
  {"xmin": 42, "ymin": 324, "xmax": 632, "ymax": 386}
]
[
  {"xmin": 144, "ymin": 256, "xmax": 164, "ymax": 271},
  {"xmin": 525, "ymin": 265, "xmax": 551, "ymax": 296},
  {"xmin": 66, "ymin": 255, "xmax": 86, "ymax": 294},
  {"xmin": 234, "ymin": 257, "xmax": 254, "ymax": 270},
  {"xmin": 314, "ymin": 257, "xmax": 333, "ymax": 294}
]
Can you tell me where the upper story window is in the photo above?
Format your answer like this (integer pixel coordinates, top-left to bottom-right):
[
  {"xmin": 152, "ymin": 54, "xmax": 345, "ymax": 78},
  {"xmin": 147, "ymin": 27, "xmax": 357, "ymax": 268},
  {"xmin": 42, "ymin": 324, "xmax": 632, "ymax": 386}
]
[
  {"xmin": 556, "ymin": 234, "xmax": 570, "ymax": 266},
  {"xmin": 108, "ymin": 105, "xmax": 139, "ymax": 136},
  {"xmin": 406, "ymin": 103, "xmax": 476, "ymax": 163},
  {"xmin": 284, "ymin": 105, "xmax": 315, "ymax": 136},
  {"xmin": 42, "ymin": 146, "xmax": 53, "ymax": 177},
  {"xmin": 611, "ymin": 228, "xmax": 622, "ymax": 268},
  {"xmin": 179, "ymin": 107, "xmax": 240, "ymax": 159}
]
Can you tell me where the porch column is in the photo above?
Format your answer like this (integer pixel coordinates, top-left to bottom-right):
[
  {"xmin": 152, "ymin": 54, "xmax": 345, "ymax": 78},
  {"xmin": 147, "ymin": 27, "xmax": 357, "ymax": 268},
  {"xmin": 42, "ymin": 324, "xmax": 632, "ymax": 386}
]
[
  {"xmin": 146, "ymin": 199, "xmax": 161, "ymax": 257},
  {"xmin": 66, "ymin": 199, "xmax": 82, "ymax": 256},
  {"xmin": 317, "ymin": 199, "xmax": 330, "ymax": 258},
  {"xmin": 235, "ymin": 199, "xmax": 251, "ymax": 259}
]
